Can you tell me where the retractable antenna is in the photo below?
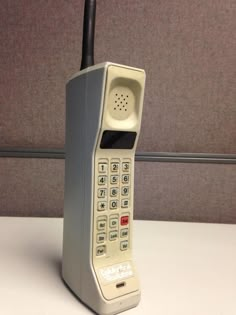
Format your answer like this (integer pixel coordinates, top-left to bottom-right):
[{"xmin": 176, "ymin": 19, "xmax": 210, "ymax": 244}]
[{"xmin": 80, "ymin": 0, "xmax": 96, "ymax": 70}]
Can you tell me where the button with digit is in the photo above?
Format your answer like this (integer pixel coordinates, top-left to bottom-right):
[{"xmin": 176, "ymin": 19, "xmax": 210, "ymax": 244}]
[
  {"xmin": 121, "ymin": 186, "xmax": 129, "ymax": 196},
  {"xmin": 110, "ymin": 200, "xmax": 118, "ymax": 210},
  {"xmin": 111, "ymin": 162, "xmax": 119, "ymax": 173},
  {"xmin": 98, "ymin": 163, "xmax": 107, "ymax": 173},
  {"xmin": 110, "ymin": 175, "xmax": 119, "ymax": 184},
  {"xmin": 122, "ymin": 174, "xmax": 130, "ymax": 184},
  {"xmin": 98, "ymin": 175, "xmax": 107, "ymax": 185},
  {"xmin": 97, "ymin": 188, "xmax": 107, "ymax": 198},
  {"xmin": 110, "ymin": 187, "xmax": 119, "ymax": 197},
  {"xmin": 122, "ymin": 162, "xmax": 130, "ymax": 172}
]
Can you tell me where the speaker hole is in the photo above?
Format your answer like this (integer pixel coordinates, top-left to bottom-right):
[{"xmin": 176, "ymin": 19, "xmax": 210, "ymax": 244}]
[{"xmin": 116, "ymin": 282, "xmax": 125, "ymax": 289}]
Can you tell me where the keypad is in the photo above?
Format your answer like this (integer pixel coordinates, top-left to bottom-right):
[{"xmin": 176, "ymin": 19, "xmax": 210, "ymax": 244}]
[{"xmin": 95, "ymin": 158, "xmax": 131, "ymax": 257}]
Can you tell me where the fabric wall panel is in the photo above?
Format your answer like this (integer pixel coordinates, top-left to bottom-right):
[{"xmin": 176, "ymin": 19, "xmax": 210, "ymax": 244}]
[
  {"xmin": 0, "ymin": 158, "xmax": 235, "ymax": 223},
  {"xmin": 1, "ymin": 0, "xmax": 235, "ymax": 153}
]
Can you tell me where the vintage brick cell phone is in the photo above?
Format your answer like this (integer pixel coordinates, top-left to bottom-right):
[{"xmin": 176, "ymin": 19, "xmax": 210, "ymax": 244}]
[{"xmin": 62, "ymin": 2, "xmax": 145, "ymax": 315}]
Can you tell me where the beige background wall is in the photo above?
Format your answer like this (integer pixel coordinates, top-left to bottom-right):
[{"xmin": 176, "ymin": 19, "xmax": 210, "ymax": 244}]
[{"xmin": 0, "ymin": 0, "xmax": 235, "ymax": 221}]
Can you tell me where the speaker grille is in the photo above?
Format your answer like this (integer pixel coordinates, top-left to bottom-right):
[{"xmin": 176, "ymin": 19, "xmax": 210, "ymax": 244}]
[{"xmin": 108, "ymin": 87, "xmax": 135, "ymax": 120}]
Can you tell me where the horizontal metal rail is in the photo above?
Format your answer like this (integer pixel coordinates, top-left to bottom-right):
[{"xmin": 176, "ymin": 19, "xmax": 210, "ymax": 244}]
[{"xmin": 0, "ymin": 148, "xmax": 236, "ymax": 164}]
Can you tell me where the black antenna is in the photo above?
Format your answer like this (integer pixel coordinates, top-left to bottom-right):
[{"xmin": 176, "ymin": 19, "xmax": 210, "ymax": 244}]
[{"xmin": 80, "ymin": 0, "xmax": 96, "ymax": 70}]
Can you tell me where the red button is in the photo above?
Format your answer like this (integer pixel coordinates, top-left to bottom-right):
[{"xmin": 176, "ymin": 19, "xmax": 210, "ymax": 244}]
[{"xmin": 121, "ymin": 216, "xmax": 129, "ymax": 226}]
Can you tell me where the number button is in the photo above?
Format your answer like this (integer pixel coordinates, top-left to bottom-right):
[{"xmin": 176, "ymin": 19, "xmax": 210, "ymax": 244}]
[
  {"xmin": 97, "ymin": 188, "xmax": 107, "ymax": 198},
  {"xmin": 96, "ymin": 245, "xmax": 106, "ymax": 256},
  {"xmin": 110, "ymin": 200, "xmax": 119, "ymax": 210},
  {"xmin": 111, "ymin": 162, "xmax": 119, "ymax": 173},
  {"xmin": 122, "ymin": 162, "xmax": 130, "ymax": 172},
  {"xmin": 98, "ymin": 163, "xmax": 107, "ymax": 173},
  {"xmin": 121, "ymin": 186, "xmax": 129, "ymax": 196},
  {"xmin": 121, "ymin": 199, "xmax": 129, "ymax": 208},
  {"xmin": 97, "ymin": 201, "xmax": 107, "ymax": 211},
  {"xmin": 110, "ymin": 187, "xmax": 119, "ymax": 197},
  {"xmin": 120, "ymin": 241, "xmax": 128, "ymax": 251},
  {"xmin": 98, "ymin": 176, "xmax": 107, "ymax": 185},
  {"xmin": 122, "ymin": 174, "xmax": 130, "ymax": 184},
  {"xmin": 110, "ymin": 175, "xmax": 119, "ymax": 184}
]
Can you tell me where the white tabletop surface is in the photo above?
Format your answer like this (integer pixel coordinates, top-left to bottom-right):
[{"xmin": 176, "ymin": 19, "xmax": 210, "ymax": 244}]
[{"xmin": 0, "ymin": 217, "xmax": 235, "ymax": 315}]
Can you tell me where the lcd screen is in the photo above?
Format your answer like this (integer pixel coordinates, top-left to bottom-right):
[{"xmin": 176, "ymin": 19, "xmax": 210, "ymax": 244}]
[{"xmin": 100, "ymin": 131, "xmax": 137, "ymax": 149}]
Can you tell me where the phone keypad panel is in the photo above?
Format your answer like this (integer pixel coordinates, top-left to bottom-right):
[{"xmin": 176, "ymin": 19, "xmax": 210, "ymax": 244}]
[{"xmin": 94, "ymin": 158, "xmax": 132, "ymax": 258}]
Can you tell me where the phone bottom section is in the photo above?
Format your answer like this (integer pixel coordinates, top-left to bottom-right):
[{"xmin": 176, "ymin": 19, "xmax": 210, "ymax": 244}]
[
  {"xmin": 63, "ymin": 273, "xmax": 140, "ymax": 315},
  {"xmin": 86, "ymin": 288, "xmax": 141, "ymax": 315},
  {"xmin": 95, "ymin": 261, "xmax": 139, "ymax": 301},
  {"xmin": 63, "ymin": 260, "xmax": 140, "ymax": 315}
]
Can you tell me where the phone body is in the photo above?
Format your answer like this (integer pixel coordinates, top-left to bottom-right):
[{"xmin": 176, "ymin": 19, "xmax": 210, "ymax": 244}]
[{"xmin": 62, "ymin": 62, "xmax": 145, "ymax": 315}]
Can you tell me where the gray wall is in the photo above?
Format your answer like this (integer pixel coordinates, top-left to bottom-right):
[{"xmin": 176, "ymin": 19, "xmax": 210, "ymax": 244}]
[
  {"xmin": 0, "ymin": 0, "xmax": 235, "ymax": 221},
  {"xmin": 0, "ymin": 158, "xmax": 235, "ymax": 223}
]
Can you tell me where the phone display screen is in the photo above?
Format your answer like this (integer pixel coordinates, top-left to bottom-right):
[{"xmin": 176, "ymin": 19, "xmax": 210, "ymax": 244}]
[{"xmin": 100, "ymin": 131, "xmax": 137, "ymax": 149}]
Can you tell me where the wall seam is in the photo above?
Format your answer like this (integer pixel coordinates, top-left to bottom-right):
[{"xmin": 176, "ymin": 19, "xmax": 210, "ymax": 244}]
[{"xmin": 0, "ymin": 148, "xmax": 236, "ymax": 164}]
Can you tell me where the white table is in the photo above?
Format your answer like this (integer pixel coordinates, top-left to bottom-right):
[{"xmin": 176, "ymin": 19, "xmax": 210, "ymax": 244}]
[{"xmin": 0, "ymin": 218, "xmax": 235, "ymax": 315}]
